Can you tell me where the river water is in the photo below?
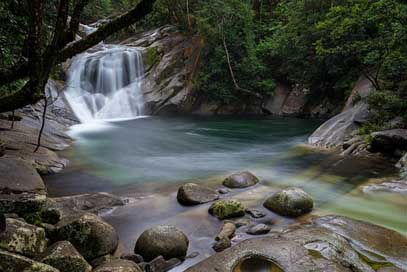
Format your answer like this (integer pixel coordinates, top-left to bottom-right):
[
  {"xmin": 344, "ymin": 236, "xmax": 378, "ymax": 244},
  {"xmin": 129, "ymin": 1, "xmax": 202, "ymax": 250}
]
[{"xmin": 45, "ymin": 116, "xmax": 406, "ymax": 271}]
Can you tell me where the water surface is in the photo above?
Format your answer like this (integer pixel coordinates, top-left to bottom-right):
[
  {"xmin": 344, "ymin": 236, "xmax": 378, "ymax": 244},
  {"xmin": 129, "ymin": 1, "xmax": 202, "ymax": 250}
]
[{"xmin": 45, "ymin": 116, "xmax": 406, "ymax": 271}]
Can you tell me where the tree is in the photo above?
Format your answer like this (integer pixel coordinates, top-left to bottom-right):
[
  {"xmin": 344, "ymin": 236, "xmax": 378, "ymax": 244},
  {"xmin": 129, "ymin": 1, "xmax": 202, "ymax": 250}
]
[{"xmin": 0, "ymin": 0, "xmax": 157, "ymax": 113}]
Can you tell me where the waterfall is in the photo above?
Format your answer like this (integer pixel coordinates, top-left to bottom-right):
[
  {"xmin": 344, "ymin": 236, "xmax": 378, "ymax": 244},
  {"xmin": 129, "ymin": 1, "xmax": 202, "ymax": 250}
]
[{"xmin": 65, "ymin": 44, "xmax": 145, "ymax": 123}]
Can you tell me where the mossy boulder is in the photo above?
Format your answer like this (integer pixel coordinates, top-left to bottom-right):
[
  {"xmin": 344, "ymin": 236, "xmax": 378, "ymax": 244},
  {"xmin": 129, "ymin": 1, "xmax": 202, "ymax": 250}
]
[
  {"xmin": 134, "ymin": 225, "xmax": 189, "ymax": 262},
  {"xmin": 38, "ymin": 241, "xmax": 92, "ymax": 272},
  {"xmin": 93, "ymin": 259, "xmax": 142, "ymax": 272},
  {"xmin": 263, "ymin": 187, "xmax": 313, "ymax": 217},
  {"xmin": 0, "ymin": 249, "xmax": 59, "ymax": 272},
  {"xmin": 177, "ymin": 183, "xmax": 219, "ymax": 206},
  {"xmin": 0, "ymin": 218, "xmax": 47, "ymax": 257},
  {"xmin": 208, "ymin": 200, "xmax": 245, "ymax": 220},
  {"xmin": 222, "ymin": 171, "xmax": 259, "ymax": 188},
  {"xmin": 53, "ymin": 213, "xmax": 118, "ymax": 260},
  {"xmin": 0, "ymin": 193, "xmax": 47, "ymax": 215}
]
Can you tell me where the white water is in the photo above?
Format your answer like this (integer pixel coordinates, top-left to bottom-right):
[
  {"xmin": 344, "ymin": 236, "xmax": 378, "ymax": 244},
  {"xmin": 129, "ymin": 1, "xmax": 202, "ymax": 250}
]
[{"xmin": 65, "ymin": 44, "xmax": 145, "ymax": 123}]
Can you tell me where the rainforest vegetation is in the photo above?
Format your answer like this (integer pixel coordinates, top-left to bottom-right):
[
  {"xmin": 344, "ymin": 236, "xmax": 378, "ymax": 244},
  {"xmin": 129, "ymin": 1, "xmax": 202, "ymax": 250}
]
[{"xmin": 0, "ymin": 0, "xmax": 406, "ymax": 131}]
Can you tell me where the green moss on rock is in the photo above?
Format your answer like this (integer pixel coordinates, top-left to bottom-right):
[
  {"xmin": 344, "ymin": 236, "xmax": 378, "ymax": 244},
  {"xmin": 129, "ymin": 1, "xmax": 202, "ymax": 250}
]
[{"xmin": 208, "ymin": 200, "xmax": 245, "ymax": 220}]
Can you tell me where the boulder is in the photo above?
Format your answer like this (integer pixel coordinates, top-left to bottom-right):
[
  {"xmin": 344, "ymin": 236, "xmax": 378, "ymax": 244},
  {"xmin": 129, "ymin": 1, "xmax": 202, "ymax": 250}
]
[
  {"xmin": 263, "ymin": 187, "xmax": 313, "ymax": 217},
  {"xmin": 134, "ymin": 225, "xmax": 189, "ymax": 262},
  {"xmin": 212, "ymin": 237, "xmax": 231, "ymax": 252},
  {"xmin": 208, "ymin": 200, "xmax": 245, "ymax": 220},
  {"xmin": 0, "ymin": 249, "xmax": 59, "ymax": 272},
  {"xmin": 222, "ymin": 171, "xmax": 259, "ymax": 188},
  {"xmin": 215, "ymin": 222, "xmax": 236, "ymax": 241},
  {"xmin": 177, "ymin": 183, "xmax": 219, "ymax": 205},
  {"xmin": 53, "ymin": 213, "xmax": 118, "ymax": 260},
  {"xmin": 0, "ymin": 218, "xmax": 47, "ymax": 257},
  {"xmin": 246, "ymin": 224, "xmax": 271, "ymax": 235},
  {"xmin": 38, "ymin": 241, "xmax": 92, "ymax": 272},
  {"xmin": 0, "ymin": 193, "xmax": 47, "ymax": 215},
  {"xmin": 370, "ymin": 129, "xmax": 407, "ymax": 154},
  {"xmin": 186, "ymin": 215, "xmax": 407, "ymax": 272},
  {"xmin": 90, "ymin": 255, "xmax": 118, "ymax": 268},
  {"xmin": 93, "ymin": 259, "xmax": 142, "ymax": 272}
]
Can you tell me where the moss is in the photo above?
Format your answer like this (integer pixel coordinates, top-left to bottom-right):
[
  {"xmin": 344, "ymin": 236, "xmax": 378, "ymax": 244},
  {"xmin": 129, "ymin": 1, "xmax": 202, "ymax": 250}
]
[
  {"xmin": 144, "ymin": 46, "xmax": 159, "ymax": 70},
  {"xmin": 209, "ymin": 200, "xmax": 245, "ymax": 220},
  {"xmin": 23, "ymin": 212, "xmax": 43, "ymax": 227}
]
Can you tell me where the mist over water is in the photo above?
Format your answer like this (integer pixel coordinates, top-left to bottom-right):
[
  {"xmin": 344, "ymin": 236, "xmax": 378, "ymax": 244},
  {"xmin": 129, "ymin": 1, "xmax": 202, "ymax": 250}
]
[{"xmin": 65, "ymin": 44, "xmax": 145, "ymax": 122}]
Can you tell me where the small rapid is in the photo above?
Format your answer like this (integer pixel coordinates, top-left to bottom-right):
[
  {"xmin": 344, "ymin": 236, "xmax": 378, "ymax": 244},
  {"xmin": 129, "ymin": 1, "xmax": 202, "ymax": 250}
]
[{"xmin": 65, "ymin": 44, "xmax": 145, "ymax": 122}]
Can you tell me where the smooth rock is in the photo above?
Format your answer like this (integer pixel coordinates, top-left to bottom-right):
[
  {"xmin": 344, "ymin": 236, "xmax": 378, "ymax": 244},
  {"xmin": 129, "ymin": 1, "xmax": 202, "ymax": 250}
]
[
  {"xmin": 217, "ymin": 188, "xmax": 230, "ymax": 194},
  {"xmin": 246, "ymin": 224, "xmax": 271, "ymax": 235},
  {"xmin": 245, "ymin": 208, "xmax": 266, "ymax": 218},
  {"xmin": 145, "ymin": 256, "xmax": 181, "ymax": 272},
  {"xmin": 209, "ymin": 200, "xmax": 245, "ymax": 220},
  {"xmin": 53, "ymin": 213, "xmax": 118, "ymax": 260},
  {"xmin": 215, "ymin": 222, "xmax": 236, "ymax": 241},
  {"xmin": 177, "ymin": 183, "xmax": 219, "ymax": 205},
  {"xmin": 0, "ymin": 249, "xmax": 59, "ymax": 272},
  {"xmin": 212, "ymin": 237, "xmax": 231, "ymax": 252},
  {"xmin": 38, "ymin": 241, "xmax": 92, "ymax": 272},
  {"xmin": 134, "ymin": 225, "xmax": 189, "ymax": 262},
  {"xmin": 120, "ymin": 253, "xmax": 144, "ymax": 264},
  {"xmin": 370, "ymin": 129, "xmax": 407, "ymax": 154},
  {"xmin": 0, "ymin": 218, "xmax": 47, "ymax": 257},
  {"xmin": 90, "ymin": 255, "xmax": 118, "ymax": 268},
  {"xmin": 222, "ymin": 171, "xmax": 259, "ymax": 188},
  {"xmin": 93, "ymin": 259, "xmax": 142, "ymax": 272},
  {"xmin": 263, "ymin": 187, "xmax": 313, "ymax": 217}
]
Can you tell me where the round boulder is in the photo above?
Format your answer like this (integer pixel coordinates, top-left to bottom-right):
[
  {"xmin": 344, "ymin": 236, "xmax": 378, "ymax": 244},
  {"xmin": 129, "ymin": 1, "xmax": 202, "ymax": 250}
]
[
  {"xmin": 263, "ymin": 187, "xmax": 313, "ymax": 217},
  {"xmin": 222, "ymin": 171, "xmax": 259, "ymax": 188},
  {"xmin": 53, "ymin": 213, "xmax": 118, "ymax": 260},
  {"xmin": 134, "ymin": 225, "xmax": 189, "ymax": 262},
  {"xmin": 209, "ymin": 200, "xmax": 245, "ymax": 220},
  {"xmin": 177, "ymin": 183, "xmax": 219, "ymax": 205}
]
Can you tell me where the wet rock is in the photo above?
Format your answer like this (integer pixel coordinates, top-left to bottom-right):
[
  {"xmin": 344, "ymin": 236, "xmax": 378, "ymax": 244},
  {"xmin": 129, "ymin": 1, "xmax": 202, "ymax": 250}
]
[
  {"xmin": 43, "ymin": 192, "xmax": 126, "ymax": 222},
  {"xmin": 363, "ymin": 179, "xmax": 407, "ymax": 195},
  {"xmin": 177, "ymin": 183, "xmax": 219, "ymax": 205},
  {"xmin": 186, "ymin": 252, "xmax": 199, "ymax": 259},
  {"xmin": 230, "ymin": 218, "xmax": 252, "ymax": 228},
  {"xmin": 186, "ymin": 215, "xmax": 407, "ymax": 272},
  {"xmin": 212, "ymin": 237, "xmax": 231, "ymax": 252},
  {"xmin": 370, "ymin": 129, "xmax": 407, "ymax": 154},
  {"xmin": 216, "ymin": 222, "xmax": 236, "ymax": 241},
  {"xmin": 120, "ymin": 253, "xmax": 144, "ymax": 264},
  {"xmin": 217, "ymin": 188, "xmax": 230, "ymax": 194},
  {"xmin": 245, "ymin": 208, "xmax": 266, "ymax": 218},
  {"xmin": 263, "ymin": 187, "xmax": 313, "ymax": 217},
  {"xmin": 38, "ymin": 241, "xmax": 92, "ymax": 272},
  {"xmin": 53, "ymin": 213, "xmax": 118, "ymax": 260},
  {"xmin": 0, "ymin": 192, "xmax": 47, "ymax": 215},
  {"xmin": 90, "ymin": 255, "xmax": 118, "ymax": 268},
  {"xmin": 0, "ymin": 218, "xmax": 47, "ymax": 257},
  {"xmin": 93, "ymin": 259, "xmax": 142, "ymax": 272},
  {"xmin": 134, "ymin": 225, "xmax": 189, "ymax": 262},
  {"xmin": 0, "ymin": 142, "xmax": 5, "ymax": 157},
  {"xmin": 209, "ymin": 200, "xmax": 245, "ymax": 220},
  {"xmin": 396, "ymin": 153, "xmax": 407, "ymax": 179},
  {"xmin": 0, "ymin": 249, "xmax": 59, "ymax": 272},
  {"xmin": 145, "ymin": 256, "xmax": 181, "ymax": 272},
  {"xmin": 222, "ymin": 171, "xmax": 259, "ymax": 188},
  {"xmin": 0, "ymin": 212, "xmax": 5, "ymax": 233},
  {"xmin": 246, "ymin": 224, "xmax": 271, "ymax": 235}
]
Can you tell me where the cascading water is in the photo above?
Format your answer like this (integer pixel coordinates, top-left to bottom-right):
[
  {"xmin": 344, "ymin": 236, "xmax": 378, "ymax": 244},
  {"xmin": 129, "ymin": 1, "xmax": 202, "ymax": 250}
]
[{"xmin": 65, "ymin": 44, "xmax": 145, "ymax": 123}]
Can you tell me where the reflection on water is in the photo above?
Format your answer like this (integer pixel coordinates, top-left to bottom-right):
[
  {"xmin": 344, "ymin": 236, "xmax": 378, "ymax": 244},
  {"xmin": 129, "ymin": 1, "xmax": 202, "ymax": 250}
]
[{"xmin": 44, "ymin": 116, "xmax": 406, "ymax": 271}]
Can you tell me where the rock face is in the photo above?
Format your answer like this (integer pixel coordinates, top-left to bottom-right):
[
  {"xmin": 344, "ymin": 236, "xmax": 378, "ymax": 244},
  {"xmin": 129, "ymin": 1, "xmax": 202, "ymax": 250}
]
[
  {"xmin": 263, "ymin": 187, "xmax": 313, "ymax": 217},
  {"xmin": 370, "ymin": 129, "xmax": 407, "ymax": 154},
  {"xmin": 0, "ymin": 218, "xmax": 47, "ymax": 257},
  {"xmin": 222, "ymin": 171, "xmax": 259, "ymax": 189},
  {"xmin": 52, "ymin": 213, "xmax": 118, "ymax": 260},
  {"xmin": 177, "ymin": 183, "xmax": 219, "ymax": 205},
  {"xmin": 308, "ymin": 76, "xmax": 374, "ymax": 151},
  {"xmin": 397, "ymin": 153, "xmax": 407, "ymax": 179},
  {"xmin": 134, "ymin": 225, "xmax": 189, "ymax": 262},
  {"xmin": 186, "ymin": 215, "xmax": 407, "ymax": 272},
  {"xmin": 93, "ymin": 259, "xmax": 142, "ymax": 272},
  {"xmin": 38, "ymin": 241, "xmax": 92, "ymax": 272},
  {"xmin": 0, "ymin": 249, "xmax": 59, "ymax": 272},
  {"xmin": 208, "ymin": 200, "xmax": 245, "ymax": 220}
]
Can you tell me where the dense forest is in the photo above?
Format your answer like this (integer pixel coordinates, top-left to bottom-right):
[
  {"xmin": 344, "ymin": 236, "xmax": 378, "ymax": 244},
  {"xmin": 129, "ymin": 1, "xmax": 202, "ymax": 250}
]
[{"xmin": 1, "ymin": 0, "xmax": 406, "ymax": 132}]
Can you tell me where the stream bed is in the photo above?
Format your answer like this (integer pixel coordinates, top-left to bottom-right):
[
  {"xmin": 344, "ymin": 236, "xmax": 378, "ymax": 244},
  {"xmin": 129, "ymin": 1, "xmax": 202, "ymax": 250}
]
[{"xmin": 44, "ymin": 116, "xmax": 406, "ymax": 271}]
